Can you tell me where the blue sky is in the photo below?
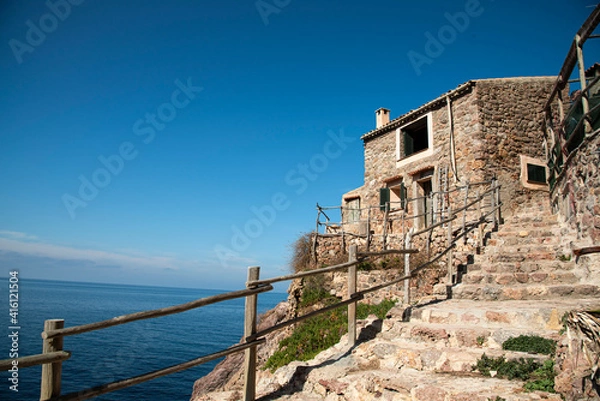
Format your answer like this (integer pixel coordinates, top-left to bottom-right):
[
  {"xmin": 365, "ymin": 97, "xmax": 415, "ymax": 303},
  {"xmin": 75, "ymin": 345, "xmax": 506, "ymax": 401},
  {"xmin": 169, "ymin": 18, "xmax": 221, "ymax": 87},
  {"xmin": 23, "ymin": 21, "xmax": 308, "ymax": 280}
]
[{"xmin": 1, "ymin": 0, "xmax": 598, "ymax": 290}]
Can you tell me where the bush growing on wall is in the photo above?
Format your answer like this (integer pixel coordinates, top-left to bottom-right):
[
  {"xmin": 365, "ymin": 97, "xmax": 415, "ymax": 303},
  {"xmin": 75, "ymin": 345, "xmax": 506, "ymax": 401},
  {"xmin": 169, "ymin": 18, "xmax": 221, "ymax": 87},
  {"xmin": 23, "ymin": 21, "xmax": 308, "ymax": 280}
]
[{"xmin": 290, "ymin": 232, "xmax": 313, "ymax": 273}]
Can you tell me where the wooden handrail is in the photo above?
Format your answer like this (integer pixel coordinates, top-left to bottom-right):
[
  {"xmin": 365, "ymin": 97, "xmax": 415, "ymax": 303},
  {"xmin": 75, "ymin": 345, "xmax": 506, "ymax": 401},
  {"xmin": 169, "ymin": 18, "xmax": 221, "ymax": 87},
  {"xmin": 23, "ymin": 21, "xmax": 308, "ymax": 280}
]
[
  {"xmin": 573, "ymin": 246, "xmax": 600, "ymax": 257},
  {"xmin": 357, "ymin": 249, "xmax": 418, "ymax": 258},
  {"xmin": 0, "ymin": 351, "xmax": 71, "ymax": 371},
  {"xmin": 48, "ymin": 340, "xmax": 265, "ymax": 401},
  {"xmin": 42, "ymin": 285, "xmax": 273, "ymax": 340},
  {"xmin": 248, "ymin": 259, "xmax": 360, "ymax": 287}
]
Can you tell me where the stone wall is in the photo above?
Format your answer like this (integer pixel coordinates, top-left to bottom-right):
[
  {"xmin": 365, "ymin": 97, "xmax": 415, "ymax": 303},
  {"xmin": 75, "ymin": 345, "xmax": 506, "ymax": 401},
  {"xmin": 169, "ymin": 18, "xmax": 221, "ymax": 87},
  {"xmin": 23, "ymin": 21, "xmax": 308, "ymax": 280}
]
[
  {"xmin": 475, "ymin": 77, "xmax": 556, "ymax": 216},
  {"xmin": 552, "ymin": 130, "xmax": 600, "ymax": 245}
]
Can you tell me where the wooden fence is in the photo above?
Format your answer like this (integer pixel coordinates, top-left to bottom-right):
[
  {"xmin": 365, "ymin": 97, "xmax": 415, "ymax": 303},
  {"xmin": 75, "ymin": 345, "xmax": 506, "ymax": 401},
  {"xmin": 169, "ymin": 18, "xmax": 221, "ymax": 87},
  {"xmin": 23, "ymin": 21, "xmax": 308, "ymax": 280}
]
[
  {"xmin": 0, "ymin": 181, "xmax": 501, "ymax": 401},
  {"xmin": 543, "ymin": 4, "xmax": 600, "ymax": 190}
]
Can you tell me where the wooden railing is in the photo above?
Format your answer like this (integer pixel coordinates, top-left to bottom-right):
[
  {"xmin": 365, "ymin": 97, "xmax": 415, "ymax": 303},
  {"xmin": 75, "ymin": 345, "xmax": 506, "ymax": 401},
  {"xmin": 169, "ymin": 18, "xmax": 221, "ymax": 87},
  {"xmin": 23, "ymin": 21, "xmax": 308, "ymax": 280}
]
[
  {"xmin": 0, "ymin": 180, "xmax": 501, "ymax": 401},
  {"xmin": 543, "ymin": 4, "xmax": 600, "ymax": 190}
]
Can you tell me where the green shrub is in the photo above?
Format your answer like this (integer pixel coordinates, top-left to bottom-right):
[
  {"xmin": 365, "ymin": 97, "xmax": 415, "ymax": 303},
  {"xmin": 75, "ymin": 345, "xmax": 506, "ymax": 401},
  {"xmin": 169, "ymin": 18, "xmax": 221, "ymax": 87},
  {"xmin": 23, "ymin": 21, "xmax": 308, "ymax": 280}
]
[
  {"xmin": 357, "ymin": 299, "xmax": 396, "ymax": 320},
  {"xmin": 264, "ymin": 299, "xmax": 396, "ymax": 372},
  {"xmin": 502, "ymin": 335, "xmax": 557, "ymax": 355},
  {"xmin": 473, "ymin": 354, "xmax": 555, "ymax": 393},
  {"xmin": 263, "ymin": 307, "xmax": 347, "ymax": 372},
  {"xmin": 300, "ymin": 275, "xmax": 335, "ymax": 307},
  {"xmin": 523, "ymin": 360, "xmax": 556, "ymax": 392}
]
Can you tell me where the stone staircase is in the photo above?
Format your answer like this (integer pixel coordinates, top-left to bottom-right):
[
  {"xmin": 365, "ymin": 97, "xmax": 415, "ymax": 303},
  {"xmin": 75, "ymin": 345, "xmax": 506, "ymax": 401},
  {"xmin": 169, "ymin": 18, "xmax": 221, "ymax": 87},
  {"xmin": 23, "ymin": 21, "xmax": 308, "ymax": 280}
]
[
  {"xmin": 452, "ymin": 199, "xmax": 600, "ymax": 300},
  {"xmin": 195, "ymin": 199, "xmax": 600, "ymax": 401},
  {"xmin": 196, "ymin": 297, "xmax": 600, "ymax": 401},
  {"xmin": 235, "ymin": 298, "xmax": 598, "ymax": 401}
]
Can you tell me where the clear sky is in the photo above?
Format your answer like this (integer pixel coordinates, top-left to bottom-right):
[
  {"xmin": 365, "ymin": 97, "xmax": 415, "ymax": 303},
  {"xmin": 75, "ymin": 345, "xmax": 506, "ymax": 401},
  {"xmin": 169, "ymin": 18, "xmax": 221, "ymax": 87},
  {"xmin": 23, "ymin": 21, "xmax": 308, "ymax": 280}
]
[{"xmin": 1, "ymin": 0, "xmax": 598, "ymax": 291}]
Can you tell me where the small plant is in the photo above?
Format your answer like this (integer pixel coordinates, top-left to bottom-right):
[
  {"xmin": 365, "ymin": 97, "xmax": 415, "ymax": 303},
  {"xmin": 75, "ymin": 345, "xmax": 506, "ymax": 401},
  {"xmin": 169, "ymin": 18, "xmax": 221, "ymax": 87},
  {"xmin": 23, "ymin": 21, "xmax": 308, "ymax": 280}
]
[
  {"xmin": 300, "ymin": 275, "xmax": 335, "ymax": 307},
  {"xmin": 357, "ymin": 261, "xmax": 375, "ymax": 271},
  {"xmin": 558, "ymin": 254, "xmax": 571, "ymax": 262},
  {"xmin": 523, "ymin": 360, "xmax": 556, "ymax": 393},
  {"xmin": 477, "ymin": 335, "xmax": 486, "ymax": 346},
  {"xmin": 502, "ymin": 335, "xmax": 557, "ymax": 355},
  {"xmin": 264, "ymin": 299, "xmax": 396, "ymax": 372},
  {"xmin": 357, "ymin": 299, "xmax": 396, "ymax": 320},
  {"xmin": 474, "ymin": 354, "xmax": 540, "ymax": 380},
  {"xmin": 473, "ymin": 354, "xmax": 556, "ymax": 393}
]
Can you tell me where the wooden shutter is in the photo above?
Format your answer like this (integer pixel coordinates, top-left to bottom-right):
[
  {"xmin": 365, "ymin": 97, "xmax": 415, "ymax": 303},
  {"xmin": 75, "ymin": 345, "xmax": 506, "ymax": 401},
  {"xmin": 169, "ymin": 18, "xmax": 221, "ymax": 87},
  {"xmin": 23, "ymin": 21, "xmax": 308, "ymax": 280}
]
[
  {"xmin": 400, "ymin": 182, "xmax": 407, "ymax": 210},
  {"xmin": 380, "ymin": 188, "xmax": 390, "ymax": 211},
  {"xmin": 403, "ymin": 131, "xmax": 414, "ymax": 157}
]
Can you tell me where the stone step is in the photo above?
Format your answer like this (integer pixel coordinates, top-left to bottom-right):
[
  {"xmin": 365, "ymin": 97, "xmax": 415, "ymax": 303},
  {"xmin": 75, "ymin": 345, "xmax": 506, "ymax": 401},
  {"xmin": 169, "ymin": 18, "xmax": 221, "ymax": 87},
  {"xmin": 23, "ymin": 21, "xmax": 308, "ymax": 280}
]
[
  {"xmin": 494, "ymin": 236, "xmax": 567, "ymax": 247},
  {"xmin": 357, "ymin": 340, "xmax": 551, "ymax": 374},
  {"xmin": 381, "ymin": 321, "xmax": 559, "ymax": 350},
  {"xmin": 482, "ymin": 244, "xmax": 567, "ymax": 255},
  {"xmin": 505, "ymin": 214, "xmax": 558, "ymax": 225},
  {"xmin": 481, "ymin": 250, "xmax": 563, "ymax": 264},
  {"xmin": 462, "ymin": 271, "xmax": 580, "ymax": 286},
  {"xmin": 467, "ymin": 260, "xmax": 575, "ymax": 273},
  {"xmin": 402, "ymin": 299, "xmax": 600, "ymax": 329},
  {"xmin": 494, "ymin": 229, "xmax": 560, "ymax": 239},
  {"xmin": 452, "ymin": 283, "xmax": 600, "ymax": 301},
  {"xmin": 315, "ymin": 368, "xmax": 562, "ymax": 401}
]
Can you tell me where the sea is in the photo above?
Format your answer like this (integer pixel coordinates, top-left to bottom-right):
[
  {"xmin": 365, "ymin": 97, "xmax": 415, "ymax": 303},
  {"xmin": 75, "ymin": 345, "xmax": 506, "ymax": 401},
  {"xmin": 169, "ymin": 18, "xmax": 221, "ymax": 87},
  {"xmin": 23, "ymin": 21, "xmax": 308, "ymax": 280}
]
[{"xmin": 0, "ymin": 279, "xmax": 287, "ymax": 401}]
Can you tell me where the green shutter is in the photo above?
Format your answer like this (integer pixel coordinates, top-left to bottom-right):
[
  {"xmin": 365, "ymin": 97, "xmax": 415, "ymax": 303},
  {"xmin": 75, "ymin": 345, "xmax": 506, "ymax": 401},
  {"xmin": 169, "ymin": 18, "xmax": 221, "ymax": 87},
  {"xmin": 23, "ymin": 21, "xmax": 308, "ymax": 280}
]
[
  {"xmin": 380, "ymin": 188, "xmax": 390, "ymax": 211},
  {"xmin": 526, "ymin": 164, "xmax": 547, "ymax": 184},
  {"xmin": 400, "ymin": 182, "xmax": 407, "ymax": 210},
  {"xmin": 403, "ymin": 131, "xmax": 414, "ymax": 157}
]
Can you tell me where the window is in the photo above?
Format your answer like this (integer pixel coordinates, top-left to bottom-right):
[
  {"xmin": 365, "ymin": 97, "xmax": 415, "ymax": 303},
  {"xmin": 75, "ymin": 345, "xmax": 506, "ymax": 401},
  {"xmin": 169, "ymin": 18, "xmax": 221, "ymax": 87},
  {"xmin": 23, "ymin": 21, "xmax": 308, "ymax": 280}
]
[
  {"xmin": 388, "ymin": 179, "xmax": 407, "ymax": 210},
  {"xmin": 402, "ymin": 117, "xmax": 429, "ymax": 158},
  {"xmin": 520, "ymin": 155, "xmax": 548, "ymax": 190},
  {"xmin": 396, "ymin": 114, "xmax": 433, "ymax": 166},
  {"xmin": 344, "ymin": 197, "xmax": 360, "ymax": 223},
  {"xmin": 526, "ymin": 163, "xmax": 547, "ymax": 184},
  {"xmin": 412, "ymin": 168, "xmax": 435, "ymax": 228}
]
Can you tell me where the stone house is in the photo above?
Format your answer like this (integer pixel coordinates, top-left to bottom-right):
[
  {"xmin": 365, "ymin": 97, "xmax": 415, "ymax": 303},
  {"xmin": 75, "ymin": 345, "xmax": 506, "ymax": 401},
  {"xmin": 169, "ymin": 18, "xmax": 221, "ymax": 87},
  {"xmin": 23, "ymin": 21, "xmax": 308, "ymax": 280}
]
[
  {"xmin": 311, "ymin": 76, "xmax": 560, "ymax": 300},
  {"xmin": 344, "ymin": 76, "xmax": 555, "ymax": 228},
  {"xmin": 316, "ymin": 77, "xmax": 555, "ymax": 255}
]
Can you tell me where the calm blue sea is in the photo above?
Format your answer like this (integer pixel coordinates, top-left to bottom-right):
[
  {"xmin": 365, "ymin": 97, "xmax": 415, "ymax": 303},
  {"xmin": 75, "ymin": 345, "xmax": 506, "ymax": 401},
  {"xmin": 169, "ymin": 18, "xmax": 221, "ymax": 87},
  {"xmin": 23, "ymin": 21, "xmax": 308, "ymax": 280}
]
[{"xmin": 0, "ymin": 279, "xmax": 287, "ymax": 401}]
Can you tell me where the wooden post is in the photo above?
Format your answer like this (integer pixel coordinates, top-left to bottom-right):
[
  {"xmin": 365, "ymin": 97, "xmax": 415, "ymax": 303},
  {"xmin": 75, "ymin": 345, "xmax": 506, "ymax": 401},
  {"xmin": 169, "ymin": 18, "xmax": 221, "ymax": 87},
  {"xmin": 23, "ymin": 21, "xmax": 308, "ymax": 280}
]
[
  {"xmin": 341, "ymin": 208, "xmax": 346, "ymax": 253},
  {"xmin": 477, "ymin": 190, "xmax": 483, "ymax": 252},
  {"xmin": 430, "ymin": 191, "xmax": 436, "ymax": 225},
  {"xmin": 382, "ymin": 203, "xmax": 389, "ymax": 250},
  {"xmin": 347, "ymin": 246, "xmax": 357, "ymax": 346},
  {"xmin": 575, "ymin": 34, "xmax": 591, "ymax": 134},
  {"xmin": 404, "ymin": 229, "xmax": 413, "ymax": 305},
  {"xmin": 494, "ymin": 179, "xmax": 501, "ymax": 227},
  {"xmin": 447, "ymin": 206, "xmax": 454, "ymax": 285},
  {"xmin": 491, "ymin": 180, "xmax": 498, "ymax": 229},
  {"xmin": 462, "ymin": 181, "xmax": 469, "ymax": 244},
  {"xmin": 243, "ymin": 267, "xmax": 260, "ymax": 401},
  {"xmin": 40, "ymin": 319, "xmax": 64, "ymax": 401},
  {"xmin": 366, "ymin": 207, "xmax": 372, "ymax": 251},
  {"xmin": 313, "ymin": 205, "xmax": 320, "ymax": 261}
]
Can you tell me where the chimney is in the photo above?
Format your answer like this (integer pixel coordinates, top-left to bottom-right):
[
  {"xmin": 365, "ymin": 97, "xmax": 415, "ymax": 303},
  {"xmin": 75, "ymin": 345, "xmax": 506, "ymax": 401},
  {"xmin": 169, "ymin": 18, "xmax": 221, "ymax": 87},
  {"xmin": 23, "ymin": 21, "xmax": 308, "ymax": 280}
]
[{"xmin": 375, "ymin": 108, "xmax": 390, "ymax": 129}]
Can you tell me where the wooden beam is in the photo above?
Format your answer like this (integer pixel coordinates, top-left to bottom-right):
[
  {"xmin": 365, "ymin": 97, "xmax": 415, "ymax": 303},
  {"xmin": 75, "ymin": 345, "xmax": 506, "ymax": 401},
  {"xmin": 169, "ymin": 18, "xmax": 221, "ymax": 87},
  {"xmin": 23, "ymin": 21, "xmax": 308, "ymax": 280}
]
[
  {"xmin": 43, "ymin": 285, "xmax": 272, "ymax": 340},
  {"xmin": 573, "ymin": 246, "xmax": 600, "ymax": 257},
  {"xmin": 0, "ymin": 351, "xmax": 70, "ymax": 371}
]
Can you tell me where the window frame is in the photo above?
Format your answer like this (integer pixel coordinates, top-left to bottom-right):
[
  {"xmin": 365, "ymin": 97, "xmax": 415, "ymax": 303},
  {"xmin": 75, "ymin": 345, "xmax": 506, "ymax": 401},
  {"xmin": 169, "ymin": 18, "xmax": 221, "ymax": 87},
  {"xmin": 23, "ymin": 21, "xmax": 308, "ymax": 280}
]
[
  {"xmin": 396, "ymin": 113, "xmax": 434, "ymax": 167},
  {"xmin": 519, "ymin": 155, "xmax": 549, "ymax": 191}
]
